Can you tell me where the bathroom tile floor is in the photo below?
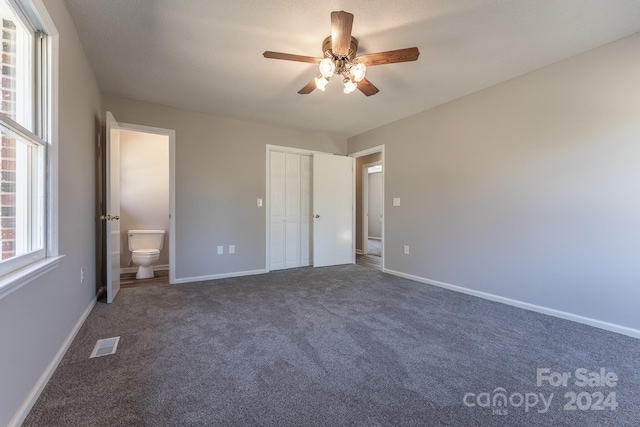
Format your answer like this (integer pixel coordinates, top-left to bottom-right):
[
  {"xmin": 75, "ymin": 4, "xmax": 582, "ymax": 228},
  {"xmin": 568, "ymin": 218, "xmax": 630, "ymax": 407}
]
[{"xmin": 120, "ymin": 269, "xmax": 169, "ymax": 288}]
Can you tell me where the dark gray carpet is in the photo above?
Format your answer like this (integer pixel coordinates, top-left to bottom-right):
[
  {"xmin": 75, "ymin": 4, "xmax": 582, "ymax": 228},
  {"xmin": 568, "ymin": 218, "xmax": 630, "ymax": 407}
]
[{"xmin": 24, "ymin": 265, "xmax": 640, "ymax": 426}]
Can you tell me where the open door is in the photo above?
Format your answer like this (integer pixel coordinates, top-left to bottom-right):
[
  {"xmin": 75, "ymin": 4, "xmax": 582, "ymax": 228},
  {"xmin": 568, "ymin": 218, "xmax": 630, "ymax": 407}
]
[
  {"xmin": 104, "ymin": 112, "xmax": 121, "ymax": 303},
  {"xmin": 313, "ymin": 153, "xmax": 354, "ymax": 267}
]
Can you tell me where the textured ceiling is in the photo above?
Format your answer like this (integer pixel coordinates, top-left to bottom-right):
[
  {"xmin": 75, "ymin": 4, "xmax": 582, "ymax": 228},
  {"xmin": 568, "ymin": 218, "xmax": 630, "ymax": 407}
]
[{"xmin": 62, "ymin": 0, "xmax": 640, "ymax": 137}]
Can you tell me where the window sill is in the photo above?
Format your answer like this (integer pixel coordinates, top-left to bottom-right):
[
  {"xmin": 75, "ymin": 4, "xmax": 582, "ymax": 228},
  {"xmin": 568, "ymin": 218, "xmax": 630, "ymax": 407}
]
[{"xmin": 0, "ymin": 255, "xmax": 65, "ymax": 300}]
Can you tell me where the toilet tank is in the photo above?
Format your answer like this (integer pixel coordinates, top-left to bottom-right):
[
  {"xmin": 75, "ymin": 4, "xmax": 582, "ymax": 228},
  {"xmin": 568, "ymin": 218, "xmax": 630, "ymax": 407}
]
[{"xmin": 128, "ymin": 230, "xmax": 165, "ymax": 251}]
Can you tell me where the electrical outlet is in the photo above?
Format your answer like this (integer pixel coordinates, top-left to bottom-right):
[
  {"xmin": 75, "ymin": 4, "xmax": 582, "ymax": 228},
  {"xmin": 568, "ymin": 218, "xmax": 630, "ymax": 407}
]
[
  {"xmin": 217, "ymin": 245, "xmax": 224, "ymax": 255},
  {"xmin": 403, "ymin": 245, "xmax": 410, "ymax": 255},
  {"xmin": 229, "ymin": 245, "xmax": 235, "ymax": 254},
  {"xmin": 257, "ymin": 198, "xmax": 263, "ymax": 207},
  {"xmin": 80, "ymin": 267, "xmax": 84, "ymax": 283}
]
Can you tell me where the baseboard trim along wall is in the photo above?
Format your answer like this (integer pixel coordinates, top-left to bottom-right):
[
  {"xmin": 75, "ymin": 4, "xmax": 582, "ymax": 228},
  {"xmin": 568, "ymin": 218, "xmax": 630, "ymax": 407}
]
[
  {"xmin": 9, "ymin": 296, "xmax": 97, "ymax": 427},
  {"xmin": 383, "ymin": 268, "xmax": 640, "ymax": 340},
  {"xmin": 173, "ymin": 269, "xmax": 268, "ymax": 284}
]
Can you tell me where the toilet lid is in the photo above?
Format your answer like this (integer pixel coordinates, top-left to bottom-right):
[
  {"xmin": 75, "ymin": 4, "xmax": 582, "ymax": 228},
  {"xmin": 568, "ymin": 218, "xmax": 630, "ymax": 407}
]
[{"xmin": 132, "ymin": 249, "xmax": 160, "ymax": 255}]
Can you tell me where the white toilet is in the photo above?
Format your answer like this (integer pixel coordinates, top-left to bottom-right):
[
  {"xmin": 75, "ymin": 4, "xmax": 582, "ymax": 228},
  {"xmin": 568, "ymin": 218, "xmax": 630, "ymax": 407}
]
[{"xmin": 127, "ymin": 230, "xmax": 165, "ymax": 279}]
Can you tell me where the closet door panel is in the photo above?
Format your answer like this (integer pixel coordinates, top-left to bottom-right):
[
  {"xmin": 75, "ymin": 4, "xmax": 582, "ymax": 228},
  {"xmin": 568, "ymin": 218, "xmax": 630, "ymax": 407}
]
[
  {"xmin": 285, "ymin": 153, "xmax": 301, "ymax": 268},
  {"xmin": 300, "ymin": 155, "xmax": 312, "ymax": 266},
  {"xmin": 269, "ymin": 151, "xmax": 286, "ymax": 270}
]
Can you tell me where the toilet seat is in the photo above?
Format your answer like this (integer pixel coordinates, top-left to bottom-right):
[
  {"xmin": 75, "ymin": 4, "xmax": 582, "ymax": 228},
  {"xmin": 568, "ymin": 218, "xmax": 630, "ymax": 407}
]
[{"xmin": 132, "ymin": 249, "xmax": 160, "ymax": 256}]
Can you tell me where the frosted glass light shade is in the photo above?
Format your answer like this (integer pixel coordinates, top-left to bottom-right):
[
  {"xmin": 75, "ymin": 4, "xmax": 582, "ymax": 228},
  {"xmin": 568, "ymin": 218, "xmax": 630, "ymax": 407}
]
[
  {"xmin": 315, "ymin": 76, "xmax": 329, "ymax": 91},
  {"xmin": 319, "ymin": 58, "xmax": 336, "ymax": 78},
  {"xmin": 351, "ymin": 63, "xmax": 367, "ymax": 82},
  {"xmin": 343, "ymin": 79, "xmax": 357, "ymax": 94}
]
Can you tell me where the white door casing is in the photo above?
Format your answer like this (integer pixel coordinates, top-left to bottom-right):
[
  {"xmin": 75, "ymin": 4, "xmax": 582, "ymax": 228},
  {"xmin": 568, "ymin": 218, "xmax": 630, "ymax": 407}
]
[
  {"xmin": 105, "ymin": 112, "xmax": 121, "ymax": 303},
  {"xmin": 313, "ymin": 153, "xmax": 354, "ymax": 267}
]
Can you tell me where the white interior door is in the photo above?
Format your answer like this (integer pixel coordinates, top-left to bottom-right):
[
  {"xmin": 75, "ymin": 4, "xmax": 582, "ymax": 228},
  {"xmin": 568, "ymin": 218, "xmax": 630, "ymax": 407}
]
[
  {"xmin": 285, "ymin": 153, "xmax": 301, "ymax": 268},
  {"xmin": 105, "ymin": 112, "xmax": 121, "ymax": 303},
  {"xmin": 313, "ymin": 153, "xmax": 354, "ymax": 267},
  {"xmin": 269, "ymin": 151, "xmax": 286, "ymax": 270},
  {"xmin": 300, "ymin": 155, "xmax": 312, "ymax": 266},
  {"xmin": 269, "ymin": 151, "xmax": 313, "ymax": 270}
]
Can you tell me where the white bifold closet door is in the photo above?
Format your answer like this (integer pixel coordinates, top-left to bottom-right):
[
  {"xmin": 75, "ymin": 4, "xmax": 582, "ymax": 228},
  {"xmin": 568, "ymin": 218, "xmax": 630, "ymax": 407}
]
[{"xmin": 270, "ymin": 151, "xmax": 312, "ymax": 270}]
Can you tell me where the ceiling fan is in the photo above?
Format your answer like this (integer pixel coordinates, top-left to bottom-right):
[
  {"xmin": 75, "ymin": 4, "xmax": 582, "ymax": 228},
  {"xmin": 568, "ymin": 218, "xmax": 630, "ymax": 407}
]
[{"xmin": 263, "ymin": 11, "xmax": 420, "ymax": 96}]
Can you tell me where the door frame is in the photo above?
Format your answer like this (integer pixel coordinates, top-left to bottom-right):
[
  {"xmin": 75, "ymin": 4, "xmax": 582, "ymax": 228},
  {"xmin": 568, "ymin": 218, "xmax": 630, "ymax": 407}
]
[
  {"xmin": 115, "ymin": 121, "xmax": 176, "ymax": 284},
  {"xmin": 350, "ymin": 145, "xmax": 385, "ymax": 269}
]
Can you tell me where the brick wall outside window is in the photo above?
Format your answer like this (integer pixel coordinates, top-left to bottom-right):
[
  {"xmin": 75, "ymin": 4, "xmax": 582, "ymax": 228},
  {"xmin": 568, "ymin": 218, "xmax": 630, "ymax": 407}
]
[{"xmin": 1, "ymin": 18, "xmax": 16, "ymax": 260}]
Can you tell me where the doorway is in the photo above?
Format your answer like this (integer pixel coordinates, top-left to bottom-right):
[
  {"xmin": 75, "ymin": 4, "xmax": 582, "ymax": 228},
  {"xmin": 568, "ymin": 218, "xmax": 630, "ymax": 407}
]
[
  {"xmin": 118, "ymin": 129, "xmax": 170, "ymax": 288},
  {"xmin": 101, "ymin": 112, "xmax": 175, "ymax": 303},
  {"xmin": 351, "ymin": 146, "xmax": 384, "ymax": 270}
]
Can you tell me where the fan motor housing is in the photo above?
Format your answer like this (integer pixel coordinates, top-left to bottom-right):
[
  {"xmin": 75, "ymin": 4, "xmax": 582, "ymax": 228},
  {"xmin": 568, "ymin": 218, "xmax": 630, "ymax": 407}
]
[{"xmin": 323, "ymin": 36, "xmax": 358, "ymax": 60}]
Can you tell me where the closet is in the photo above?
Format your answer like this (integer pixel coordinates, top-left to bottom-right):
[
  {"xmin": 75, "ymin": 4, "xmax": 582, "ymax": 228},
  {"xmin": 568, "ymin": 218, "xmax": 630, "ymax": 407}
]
[{"xmin": 269, "ymin": 151, "xmax": 312, "ymax": 270}]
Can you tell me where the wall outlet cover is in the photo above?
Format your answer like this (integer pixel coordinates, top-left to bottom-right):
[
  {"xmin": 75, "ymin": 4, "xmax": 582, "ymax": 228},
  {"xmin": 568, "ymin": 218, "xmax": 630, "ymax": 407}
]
[
  {"xmin": 217, "ymin": 245, "xmax": 224, "ymax": 255},
  {"xmin": 393, "ymin": 198, "xmax": 401, "ymax": 206}
]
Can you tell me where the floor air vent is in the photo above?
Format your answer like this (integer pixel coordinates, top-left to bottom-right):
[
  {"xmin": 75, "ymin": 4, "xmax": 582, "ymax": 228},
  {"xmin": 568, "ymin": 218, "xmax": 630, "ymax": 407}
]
[{"xmin": 90, "ymin": 336, "xmax": 120, "ymax": 358}]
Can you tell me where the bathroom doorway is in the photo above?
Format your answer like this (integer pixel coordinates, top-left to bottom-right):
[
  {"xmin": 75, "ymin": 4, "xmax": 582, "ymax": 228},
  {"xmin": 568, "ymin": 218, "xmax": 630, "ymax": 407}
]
[
  {"xmin": 100, "ymin": 114, "xmax": 175, "ymax": 300},
  {"xmin": 118, "ymin": 128, "xmax": 170, "ymax": 287}
]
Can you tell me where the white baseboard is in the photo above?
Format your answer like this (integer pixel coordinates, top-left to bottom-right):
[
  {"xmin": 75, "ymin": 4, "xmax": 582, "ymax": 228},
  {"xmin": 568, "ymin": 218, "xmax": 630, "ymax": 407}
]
[
  {"xmin": 9, "ymin": 296, "xmax": 97, "ymax": 427},
  {"xmin": 120, "ymin": 264, "xmax": 169, "ymax": 274},
  {"xmin": 369, "ymin": 237, "xmax": 382, "ymax": 241},
  {"xmin": 383, "ymin": 268, "xmax": 640, "ymax": 340},
  {"xmin": 173, "ymin": 269, "xmax": 267, "ymax": 284}
]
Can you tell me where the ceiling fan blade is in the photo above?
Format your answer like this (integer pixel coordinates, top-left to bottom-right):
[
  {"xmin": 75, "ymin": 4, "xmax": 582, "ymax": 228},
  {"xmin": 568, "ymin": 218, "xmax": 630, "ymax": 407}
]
[
  {"xmin": 331, "ymin": 11, "xmax": 354, "ymax": 55},
  {"xmin": 357, "ymin": 47, "xmax": 420, "ymax": 66},
  {"xmin": 298, "ymin": 75, "xmax": 322, "ymax": 94},
  {"xmin": 263, "ymin": 51, "xmax": 321, "ymax": 64},
  {"xmin": 358, "ymin": 78, "xmax": 379, "ymax": 96}
]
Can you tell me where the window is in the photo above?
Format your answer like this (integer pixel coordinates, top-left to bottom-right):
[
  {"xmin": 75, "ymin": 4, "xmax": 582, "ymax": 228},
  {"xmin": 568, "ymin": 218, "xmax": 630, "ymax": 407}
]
[{"xmin": 0, "ymin": 0, "xmax": 54, "ymax": 284}]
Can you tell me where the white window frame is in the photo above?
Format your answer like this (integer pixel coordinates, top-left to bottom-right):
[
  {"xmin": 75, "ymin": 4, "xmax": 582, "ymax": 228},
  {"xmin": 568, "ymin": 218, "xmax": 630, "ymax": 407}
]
[{"xmin": 0, "ymin": 0, "xmax": 61, "ymax": 299}]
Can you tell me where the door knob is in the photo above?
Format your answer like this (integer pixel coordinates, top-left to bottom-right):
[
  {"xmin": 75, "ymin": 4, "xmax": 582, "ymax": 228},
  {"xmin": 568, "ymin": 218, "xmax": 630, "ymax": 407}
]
[
  {"xmin": 314, "ymin": 214, "xmax": 320, "ymax": 218},
  {"xmin": 113, "ymin": 215, "xmax": 120, "ymax": 220}
]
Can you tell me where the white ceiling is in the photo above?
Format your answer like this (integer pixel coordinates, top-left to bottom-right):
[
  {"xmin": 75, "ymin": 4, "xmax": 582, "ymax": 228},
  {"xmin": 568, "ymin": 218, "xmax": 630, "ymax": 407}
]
[{"xmin": 62, "ymin": 0, "xmax": 640, "ymax": 137}]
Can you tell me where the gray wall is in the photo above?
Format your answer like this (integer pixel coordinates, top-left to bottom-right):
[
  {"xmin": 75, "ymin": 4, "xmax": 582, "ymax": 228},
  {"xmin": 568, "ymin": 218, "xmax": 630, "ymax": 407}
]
[
  {"xmin": 103, "ymin": 95, "xmax": 347, "ymax": 280},
  {"xmin": 0, "ymin": 0, "xmax": 102, "ymax": 425},
  {"xmin": 348, "ymin": 33, "xmax": 640, "ymax": 332},
  {"xmin": 355, "ymin": 152, "xmax": 381, "ymax": 251}
]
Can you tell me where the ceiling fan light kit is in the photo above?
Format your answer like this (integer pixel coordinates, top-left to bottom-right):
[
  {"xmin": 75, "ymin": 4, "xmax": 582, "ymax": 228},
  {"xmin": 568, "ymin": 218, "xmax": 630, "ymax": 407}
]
[
  {"xmin": 263, "ymin": 11, "xmax": 420, "ymax": 96},
  {"xmin": 314, "ymin": 75, "xmax": 329, "ymax": 91}
]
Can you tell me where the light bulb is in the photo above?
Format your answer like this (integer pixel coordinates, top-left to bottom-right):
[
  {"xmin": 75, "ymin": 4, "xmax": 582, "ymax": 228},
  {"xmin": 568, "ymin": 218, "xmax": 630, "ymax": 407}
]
[
  {"xmin": 319, "ymin": 58, "xmax": 335, "ymax": 78},
  {"xmin": 351, "ymin": 63, "xmax": 367, "ymax": 82},
  {"xmin": 315, "ymin": 76, "xmax": 329, "ymax": 91},
  {"xmin": 343, "ymin": 79, "xmax": 357, "ymax": 94}
]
